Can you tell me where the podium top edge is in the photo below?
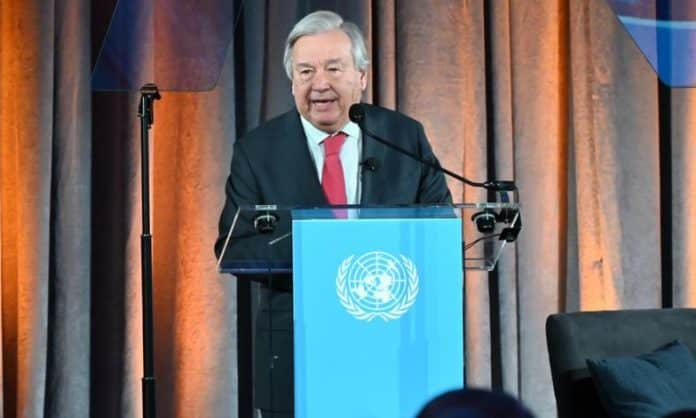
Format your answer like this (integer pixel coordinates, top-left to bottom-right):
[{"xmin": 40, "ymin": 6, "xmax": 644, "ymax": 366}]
[{"xmin": 239, "ymin": 203, "xmax": 520, "ymax": 211}]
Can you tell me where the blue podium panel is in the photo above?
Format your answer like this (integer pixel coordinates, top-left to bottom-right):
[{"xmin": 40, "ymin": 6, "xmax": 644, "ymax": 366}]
[{"xmin": 293, "ymin": 216, "xmax": 464, "ymax": 418}]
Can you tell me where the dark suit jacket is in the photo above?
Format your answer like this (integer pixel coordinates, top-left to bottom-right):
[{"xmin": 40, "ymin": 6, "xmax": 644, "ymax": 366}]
[{"xmin": 215, "ymin": 104, "xmax": 452, "ymax": 264}]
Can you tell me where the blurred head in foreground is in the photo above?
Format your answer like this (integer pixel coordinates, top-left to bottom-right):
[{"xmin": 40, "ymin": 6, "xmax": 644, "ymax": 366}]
[{"xmin": 417, "ymin": 388, "xmax": 535, "ymax": 418}]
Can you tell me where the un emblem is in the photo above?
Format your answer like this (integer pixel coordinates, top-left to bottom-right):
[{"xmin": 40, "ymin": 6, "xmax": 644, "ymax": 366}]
[{"xmin": 336, "ymin": 251, "xmax": 419, "ymax": 321}]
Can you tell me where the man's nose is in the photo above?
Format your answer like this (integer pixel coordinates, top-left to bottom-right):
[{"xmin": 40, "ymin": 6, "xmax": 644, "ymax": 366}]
[{"xmin": 311, "ymin": 69, "xmax": 330, "ymax": 90}]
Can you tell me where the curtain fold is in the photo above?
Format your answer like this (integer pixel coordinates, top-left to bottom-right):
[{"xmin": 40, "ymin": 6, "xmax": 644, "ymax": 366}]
[
  {"xmin": 568, "ymin": 0, "xmax": 661, "ymax": 311},
  {"xmin": 507, "ymin": 2, "xmax": 568, "ymax": 415},
  {"xmin": 489, "ymin": 0, "xmax": 521, "ymax": 396},
  {"xmin": 46, "ymin": 0, "xmax": 92, "ymax": 417},
  {"xmin": 672, "ymin": 88, "xmax": 696, "ymax": 308},
  {"xmin": 1, "ymin": 1, "xmax": 695, "ymax": 418},
  {"xmin": 1, "ymin": 0, "xmax": 53, "ymax": 417}
]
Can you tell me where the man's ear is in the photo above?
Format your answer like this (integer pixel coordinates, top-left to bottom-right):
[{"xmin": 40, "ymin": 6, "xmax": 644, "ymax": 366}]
[{"xmin": 359, "ymin": 70, "xmax": 367, "ymax": 91}]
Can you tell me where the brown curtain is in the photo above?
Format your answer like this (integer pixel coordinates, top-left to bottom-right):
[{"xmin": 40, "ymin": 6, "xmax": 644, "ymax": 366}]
[{"xmin": 1, "ymin": 1, "xmax": 695, "ymax": 417}]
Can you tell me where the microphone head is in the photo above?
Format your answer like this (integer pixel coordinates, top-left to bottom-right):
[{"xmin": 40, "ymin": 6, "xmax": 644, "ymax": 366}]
[
  {"xmin": 485, "ymin": 180, "xmax": 517, "ymax": 191},
  {"xmin": 253, "ymin": 213, "xmax": 279, "ymax": 234},
  {"xmin": 349, "ymin": 103, "xmax": 365, "ymax": 123}
]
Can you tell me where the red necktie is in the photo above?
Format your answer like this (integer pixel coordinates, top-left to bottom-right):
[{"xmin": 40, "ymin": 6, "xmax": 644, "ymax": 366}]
[{"xmin": 321, "ymin": 132, "xmax": 347, "ymax": 205}]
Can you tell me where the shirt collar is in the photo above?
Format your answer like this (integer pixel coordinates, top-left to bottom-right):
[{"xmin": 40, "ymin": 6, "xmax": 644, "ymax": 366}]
[{"xmin": 300, "ymin": 114, "xmax": 361, "ymax": 146}]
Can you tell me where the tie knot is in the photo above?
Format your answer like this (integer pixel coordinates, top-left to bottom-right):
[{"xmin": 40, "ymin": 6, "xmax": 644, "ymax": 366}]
[{"xmin": 324, "ymin": 132, "xmax": 347, "ymax": 157}]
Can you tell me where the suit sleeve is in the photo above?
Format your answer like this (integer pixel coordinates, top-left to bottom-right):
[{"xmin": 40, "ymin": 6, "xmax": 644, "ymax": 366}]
[
  {"xmin": 215, "ymin": 141, "xmax": 260, "ymax": 258},
  {"xmin": 214, "ymin": 138, "xmax": 293, "ymax": 266},
  {"xmin": 415, "ymin": 123, "xmax": 453, "ymax": 204}
]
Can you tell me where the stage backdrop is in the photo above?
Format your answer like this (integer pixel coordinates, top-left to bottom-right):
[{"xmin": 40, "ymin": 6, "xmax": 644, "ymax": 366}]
[{"xmin": 1, "ymin": 1, "xmax": 695, "ymax": 418}]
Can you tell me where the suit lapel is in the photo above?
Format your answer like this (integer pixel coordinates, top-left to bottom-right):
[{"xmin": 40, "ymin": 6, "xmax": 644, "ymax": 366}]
[{"xmin": 277, "ymin": 111, "xmax": 327, "ymax": 205}]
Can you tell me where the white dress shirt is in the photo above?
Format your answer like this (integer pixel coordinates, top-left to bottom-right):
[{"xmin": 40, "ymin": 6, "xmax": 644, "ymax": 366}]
[{"xmin": 300, "ymin": 115, "xmax": 362, "ymax": 204}]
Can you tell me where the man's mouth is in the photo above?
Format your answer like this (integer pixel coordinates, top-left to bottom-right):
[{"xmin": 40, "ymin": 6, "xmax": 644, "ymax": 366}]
[{"xmin": 311, "ymin": 98, "xmax": 337, "ymax": 110}]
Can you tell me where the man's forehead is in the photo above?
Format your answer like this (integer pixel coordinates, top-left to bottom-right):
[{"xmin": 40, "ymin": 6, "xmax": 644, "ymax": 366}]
[
  {"xmin": 293, "ymin": 30, "xmax": 352, "ymax": 53},
  {"xmin": 294, "ymin": 57, "xmax": 348, "ymax": 67}
]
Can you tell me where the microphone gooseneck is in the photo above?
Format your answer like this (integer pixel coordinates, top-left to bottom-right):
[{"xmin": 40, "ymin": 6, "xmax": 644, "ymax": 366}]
[
  {"xmin": 348, "ymin": 103, "xmax": 515, "ymax": 192},
  {"xmin": 349, "ymin": 103, "xmax": 520, "ymax": 239}
]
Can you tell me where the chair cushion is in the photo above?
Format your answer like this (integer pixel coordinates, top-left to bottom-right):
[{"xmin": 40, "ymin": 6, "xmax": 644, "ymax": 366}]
[{"xmin": 586, "ymin": 340, "xmax": 696, "ymax": 418}]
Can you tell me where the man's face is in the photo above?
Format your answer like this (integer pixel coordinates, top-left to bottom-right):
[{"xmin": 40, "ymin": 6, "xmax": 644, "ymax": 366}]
[{"xmin": 291, "ymin": 29, "xmax": 367, "ymax": 133}]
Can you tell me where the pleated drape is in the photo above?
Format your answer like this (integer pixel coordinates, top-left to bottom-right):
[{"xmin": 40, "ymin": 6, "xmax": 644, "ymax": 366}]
[
  {"xmin": 672, "ymin": 88, "xmax": 696, "ymax": 309},
  {"xmin": 1, "ymin": 1, "xmax": 91, "ymax": 417},
  {"xmin": 1, "ymin": 1, "xmax": 695, "ymax": 418}
]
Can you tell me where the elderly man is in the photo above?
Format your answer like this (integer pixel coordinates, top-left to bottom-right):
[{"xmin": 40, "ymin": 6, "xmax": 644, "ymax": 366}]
[{"xmin": 216, "ymin": 10, "xmax": 451, "ymax": 418}]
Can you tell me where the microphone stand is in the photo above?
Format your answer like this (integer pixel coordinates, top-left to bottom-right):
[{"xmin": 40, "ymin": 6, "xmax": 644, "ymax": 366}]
[{"xmin": 137, "ymin": 83, "xmax": 160, "ymax": 418}]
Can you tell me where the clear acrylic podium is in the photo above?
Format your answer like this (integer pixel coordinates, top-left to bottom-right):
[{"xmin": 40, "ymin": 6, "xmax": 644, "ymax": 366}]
[
  {"xmin": 217, "ymin": 203, "xmax": 520, "ymax": 273},
  {"xmin": 217, "ymin": 203, "xmax": 519, "ymax": 417}
]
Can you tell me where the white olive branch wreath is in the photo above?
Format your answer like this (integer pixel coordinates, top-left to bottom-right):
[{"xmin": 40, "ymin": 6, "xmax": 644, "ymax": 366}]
[{"xmin": 336, "ymin": 253, "xmax": 419, "ymax": 322}]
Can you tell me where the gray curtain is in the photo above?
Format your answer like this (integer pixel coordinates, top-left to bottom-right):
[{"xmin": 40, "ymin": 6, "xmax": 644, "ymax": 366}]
[
  {"xmin": 1, "ymin": 1, "xmax": 695, "ymax": 418},
  {"xmin": 1, "ymin": 0, "xmax": 91, "ymax": 416}
]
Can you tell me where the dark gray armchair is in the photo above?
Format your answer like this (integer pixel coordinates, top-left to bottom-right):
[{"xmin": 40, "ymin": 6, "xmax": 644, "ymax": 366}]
[{"xmin": 545, "ymin": 308, "xmax": 696, "ymax": 418}]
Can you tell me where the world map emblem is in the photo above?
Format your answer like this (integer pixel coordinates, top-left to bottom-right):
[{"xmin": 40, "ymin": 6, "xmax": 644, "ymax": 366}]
[{"xmin": 336, "ymin": 251, "xmax": 419, "ymax": 321}]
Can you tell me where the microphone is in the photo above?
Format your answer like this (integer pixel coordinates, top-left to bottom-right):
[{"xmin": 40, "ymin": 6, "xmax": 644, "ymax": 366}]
[
  {"xmin": 253, "ymin": 212, "xmax": 278, "ymax": 234},
  {"xmin": 360, "ymin": 157, "xmax": 380, "ymax": 172},
  {"xmin": 350, "ymin": 103, "xmax": 520, "ymax": 239},
  {"xmin": 349, "ymin": 103, "xmax": 515, "ymax": 192}
]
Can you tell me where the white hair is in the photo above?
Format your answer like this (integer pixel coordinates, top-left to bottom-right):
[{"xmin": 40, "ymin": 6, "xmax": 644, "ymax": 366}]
[{"xmin": 283, "ymin": 10, "xmax": 369, "ymax": 79}]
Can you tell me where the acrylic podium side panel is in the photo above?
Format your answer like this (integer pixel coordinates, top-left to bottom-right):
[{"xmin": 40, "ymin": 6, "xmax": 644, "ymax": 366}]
[{"xmin": 292, "ymin": 216, "xmax": 464, "ymax": 418}]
